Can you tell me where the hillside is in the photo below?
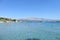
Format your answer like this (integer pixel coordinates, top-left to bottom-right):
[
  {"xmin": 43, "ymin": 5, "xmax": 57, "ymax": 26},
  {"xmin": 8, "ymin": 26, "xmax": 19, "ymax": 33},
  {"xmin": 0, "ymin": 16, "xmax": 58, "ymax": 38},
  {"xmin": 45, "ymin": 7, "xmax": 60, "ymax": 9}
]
[{"xmin": 0, "ymin": 17, "xmax": 18, "ymax": 22}]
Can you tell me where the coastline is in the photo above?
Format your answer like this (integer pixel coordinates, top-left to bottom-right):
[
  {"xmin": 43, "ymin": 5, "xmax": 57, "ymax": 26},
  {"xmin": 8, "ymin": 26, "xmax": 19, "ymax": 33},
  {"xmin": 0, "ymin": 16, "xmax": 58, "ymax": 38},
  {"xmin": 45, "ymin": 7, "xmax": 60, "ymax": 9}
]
[
  {"xmin": 0, "ymin": 17, "xmax": 60, "ymax": 23},
  {"xmin": 0, "ymin": 17, "xmax": 20, "ymax": 23}
]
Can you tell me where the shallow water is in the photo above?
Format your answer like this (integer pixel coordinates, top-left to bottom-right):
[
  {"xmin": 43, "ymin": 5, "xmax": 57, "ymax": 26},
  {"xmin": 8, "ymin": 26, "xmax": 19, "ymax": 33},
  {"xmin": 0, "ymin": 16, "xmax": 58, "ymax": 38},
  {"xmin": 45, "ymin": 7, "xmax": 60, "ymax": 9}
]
[{"xmin": 0, "ymin": 21, "xmax": 60, "ymax": 40}]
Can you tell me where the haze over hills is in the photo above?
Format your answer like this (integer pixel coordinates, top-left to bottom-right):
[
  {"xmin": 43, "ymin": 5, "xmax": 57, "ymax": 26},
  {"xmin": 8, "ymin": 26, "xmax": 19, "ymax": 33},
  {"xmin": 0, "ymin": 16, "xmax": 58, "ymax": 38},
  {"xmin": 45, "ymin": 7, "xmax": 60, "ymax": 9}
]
[{"xmin": 19, "ymin": 17, "xmax": 60, "ymax": 22}]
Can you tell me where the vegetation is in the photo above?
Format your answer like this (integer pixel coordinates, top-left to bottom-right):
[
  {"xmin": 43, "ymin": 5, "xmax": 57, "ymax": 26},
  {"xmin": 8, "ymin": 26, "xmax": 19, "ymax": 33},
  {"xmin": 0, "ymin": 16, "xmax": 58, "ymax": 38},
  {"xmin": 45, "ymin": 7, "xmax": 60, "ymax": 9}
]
[{"xmin": 0, "ymin": 17, "xmax": 17, "ymax": 22}]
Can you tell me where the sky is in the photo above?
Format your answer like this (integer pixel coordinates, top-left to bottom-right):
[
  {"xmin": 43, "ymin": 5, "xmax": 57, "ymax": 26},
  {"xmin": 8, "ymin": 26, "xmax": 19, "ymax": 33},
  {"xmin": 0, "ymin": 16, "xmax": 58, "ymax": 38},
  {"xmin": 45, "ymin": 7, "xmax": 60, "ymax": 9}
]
[{"xmin": 0, "ymin": 0, "xmax": 60, "ymax": 19}]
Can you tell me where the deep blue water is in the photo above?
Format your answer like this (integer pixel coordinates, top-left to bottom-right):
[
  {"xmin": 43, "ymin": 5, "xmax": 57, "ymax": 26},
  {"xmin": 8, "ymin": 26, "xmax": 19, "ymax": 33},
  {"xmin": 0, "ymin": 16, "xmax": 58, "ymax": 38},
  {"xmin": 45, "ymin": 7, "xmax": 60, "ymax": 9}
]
[{"xmin": 0, "ymin": 21, "xmax": 60, "ymax": 40}]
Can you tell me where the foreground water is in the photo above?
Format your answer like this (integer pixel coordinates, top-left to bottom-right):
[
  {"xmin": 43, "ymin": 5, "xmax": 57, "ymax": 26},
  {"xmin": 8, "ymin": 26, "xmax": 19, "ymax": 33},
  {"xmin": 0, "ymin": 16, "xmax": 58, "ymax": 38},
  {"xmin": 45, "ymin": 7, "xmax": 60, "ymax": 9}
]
[{"xmin": 0, "ymin": 21, "xmax": 60, "ymax": 40}]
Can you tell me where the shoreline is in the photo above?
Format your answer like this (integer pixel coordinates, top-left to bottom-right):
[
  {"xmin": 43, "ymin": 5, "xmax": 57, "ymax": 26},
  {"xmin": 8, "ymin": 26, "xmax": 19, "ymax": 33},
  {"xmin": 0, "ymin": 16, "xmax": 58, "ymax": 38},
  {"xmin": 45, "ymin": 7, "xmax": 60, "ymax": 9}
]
[{"xmin": 0, "ymin": 17, "xmax": 60, "ymax": 23}]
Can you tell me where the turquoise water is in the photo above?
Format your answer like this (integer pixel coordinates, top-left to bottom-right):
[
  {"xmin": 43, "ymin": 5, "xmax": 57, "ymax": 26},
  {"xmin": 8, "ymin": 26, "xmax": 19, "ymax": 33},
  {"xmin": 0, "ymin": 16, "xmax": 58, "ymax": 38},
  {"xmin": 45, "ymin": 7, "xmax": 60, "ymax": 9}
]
[{"xmin": 0, "ymin": 21, "xmax": 60, "ymax": 40}]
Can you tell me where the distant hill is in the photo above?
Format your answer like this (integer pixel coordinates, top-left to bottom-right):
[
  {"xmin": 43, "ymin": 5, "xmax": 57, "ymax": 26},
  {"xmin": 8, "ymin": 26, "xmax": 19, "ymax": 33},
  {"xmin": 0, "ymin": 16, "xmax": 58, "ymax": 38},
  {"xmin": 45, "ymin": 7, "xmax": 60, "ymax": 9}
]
[{"xmin": 19, "ymin": 17, "xmax": 60, "ymax": 22}]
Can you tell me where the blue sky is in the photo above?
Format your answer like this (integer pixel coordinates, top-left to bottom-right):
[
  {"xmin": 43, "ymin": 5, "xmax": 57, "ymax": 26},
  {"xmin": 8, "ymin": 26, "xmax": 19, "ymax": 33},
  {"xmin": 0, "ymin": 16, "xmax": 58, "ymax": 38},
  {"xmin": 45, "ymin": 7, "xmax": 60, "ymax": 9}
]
[{"xmin": 0, "ymin": 0, "xmax": 60, "ymax": 19}]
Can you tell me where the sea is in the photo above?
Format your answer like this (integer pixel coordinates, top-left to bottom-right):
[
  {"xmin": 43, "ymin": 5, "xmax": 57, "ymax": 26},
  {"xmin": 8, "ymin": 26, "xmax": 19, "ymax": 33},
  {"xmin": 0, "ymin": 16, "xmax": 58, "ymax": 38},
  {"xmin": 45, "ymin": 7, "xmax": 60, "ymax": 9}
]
[{"xmin": 0, "ymin": 21, "xmax": 60, "ymax": 40}]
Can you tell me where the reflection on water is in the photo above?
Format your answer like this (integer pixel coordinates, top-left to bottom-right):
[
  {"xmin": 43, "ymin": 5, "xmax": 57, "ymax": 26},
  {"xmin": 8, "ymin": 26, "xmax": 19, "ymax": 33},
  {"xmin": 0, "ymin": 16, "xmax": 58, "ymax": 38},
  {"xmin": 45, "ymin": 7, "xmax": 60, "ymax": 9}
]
[{"xmin": 0, "ymin": 21, "xmax": 60, "ymax": 40}]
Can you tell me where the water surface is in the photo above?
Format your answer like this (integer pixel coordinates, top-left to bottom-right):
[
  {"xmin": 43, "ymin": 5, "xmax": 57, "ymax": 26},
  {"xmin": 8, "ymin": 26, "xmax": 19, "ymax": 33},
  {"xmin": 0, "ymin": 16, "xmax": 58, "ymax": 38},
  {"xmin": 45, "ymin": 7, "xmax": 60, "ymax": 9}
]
[{"xmin": 0, "ymin": 21, "xmax": 60, "ymax": 40}]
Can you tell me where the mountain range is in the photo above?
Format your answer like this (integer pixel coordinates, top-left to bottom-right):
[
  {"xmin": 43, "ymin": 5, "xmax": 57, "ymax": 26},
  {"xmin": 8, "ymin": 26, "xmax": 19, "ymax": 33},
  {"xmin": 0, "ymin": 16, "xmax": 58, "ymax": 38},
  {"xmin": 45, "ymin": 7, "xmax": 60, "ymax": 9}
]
[{"xmin": 19, "ymin": 17, "xmax": 60, "ymax": 22}]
